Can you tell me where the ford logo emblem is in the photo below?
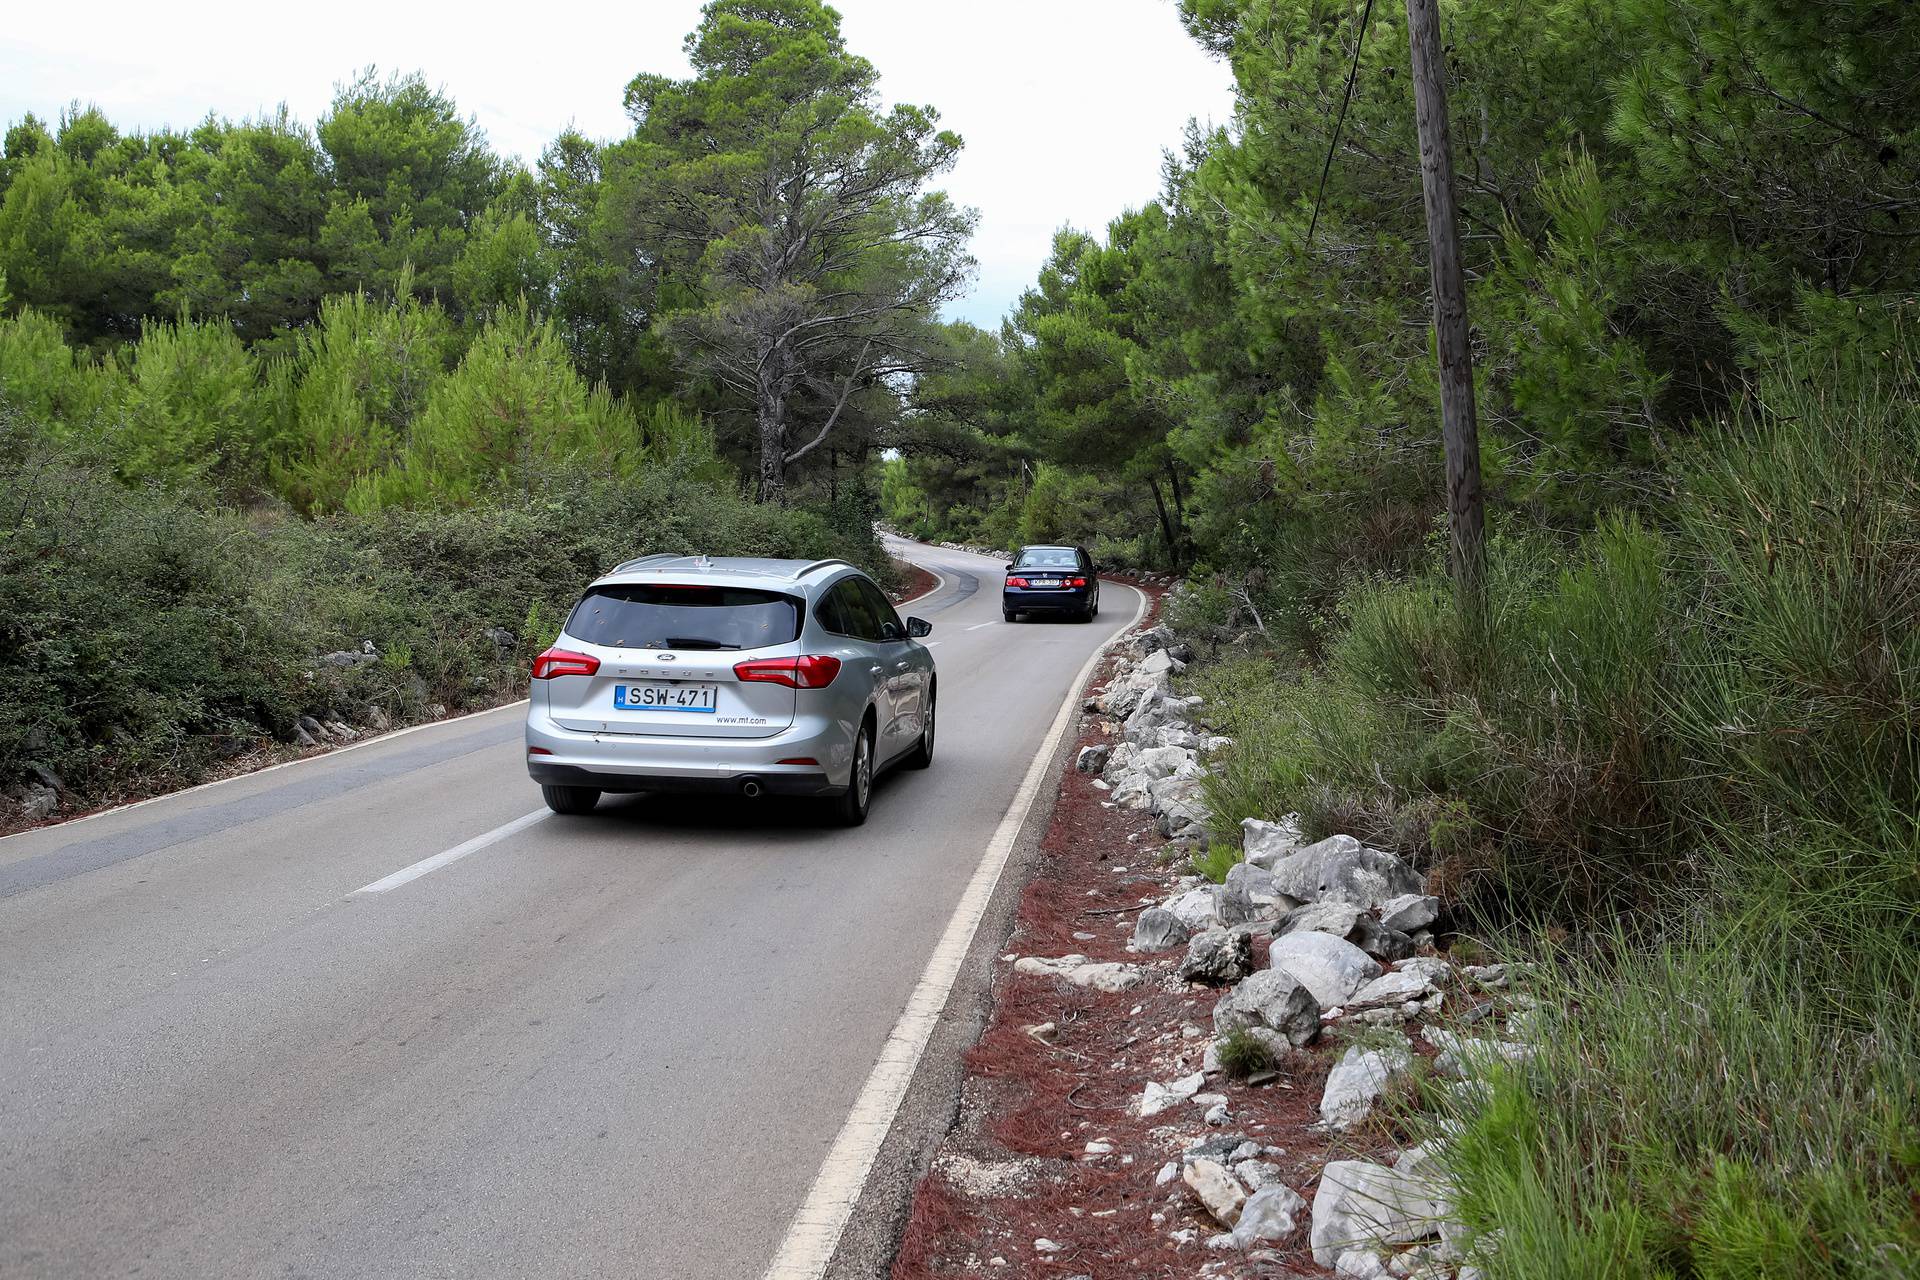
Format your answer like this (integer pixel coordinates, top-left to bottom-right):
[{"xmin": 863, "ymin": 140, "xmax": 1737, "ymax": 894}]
[{"xmin": 656, "ymin": 653, "xmax": 676, "ymax": 661}]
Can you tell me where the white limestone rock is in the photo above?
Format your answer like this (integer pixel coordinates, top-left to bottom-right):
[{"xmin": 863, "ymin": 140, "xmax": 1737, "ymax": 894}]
[
  {"xmin": 1012, "ymin": 954, "xmax": 1147, "ymax": 993},
  {"xmin": 1268, "ymin": 931, "xmax": 1383, "ymax": 1008},
  {"xmin": 1309, "ymin": 1159, "xmax": 1445, "ymax": 1267},
  {"xmin": 1319, "ymin": 1034, "xmax": 1415, "ymax": 1131}
]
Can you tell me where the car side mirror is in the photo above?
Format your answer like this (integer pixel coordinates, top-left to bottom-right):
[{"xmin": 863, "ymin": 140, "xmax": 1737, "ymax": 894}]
[{"xmin": 906, "ymin": 616, "xmax": 933, "ymax": 638}]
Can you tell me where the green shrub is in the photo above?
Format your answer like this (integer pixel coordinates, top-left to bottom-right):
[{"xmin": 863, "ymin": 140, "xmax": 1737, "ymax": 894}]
[
  {"xmin": 1664, "ymin": 339, "xmax": 1919, "ymax": 840},
  {"xmin": 1187, "ymin": 653, "xmax": 1459, "ymax": 859},
  {"xmin": 1189, "ymin": 840, "xmax": 1242, "ymax": 883},
  {"xmin": 115, "ymin": 313, "xmax": 271, "ymax": 498},
  {"xmin": 272, "ymin": 286, "xmax": 459, "ymax": 512},
  {"xmin": 1214, "ymin": 1027, "xmax": 1277, "ymax": 1081},
  {"xmin": 344, "ymin": 300, "xmax": 642, "ymax": 512},
  {"xmin": 0, "ymin": 306, "xmax": 114, "ymax": 426}
]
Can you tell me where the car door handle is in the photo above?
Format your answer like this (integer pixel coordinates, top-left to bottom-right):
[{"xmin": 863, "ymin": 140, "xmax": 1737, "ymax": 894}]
[
  {"xmin": 869, "ymin": 665, "xmax": 884, "ymax": 675},
  {"xmin": 893, "ymin": 661, "xmax": 910, "ymax": 670}
]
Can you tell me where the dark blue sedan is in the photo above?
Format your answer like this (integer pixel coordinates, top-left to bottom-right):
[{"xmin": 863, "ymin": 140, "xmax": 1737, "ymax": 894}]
[{"xmin": 1003, "ymin": 545, "xmax": 1100, "ymax": 622}]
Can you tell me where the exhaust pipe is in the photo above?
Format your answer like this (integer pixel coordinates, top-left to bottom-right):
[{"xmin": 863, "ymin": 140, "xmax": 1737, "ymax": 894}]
[{"xmin": 740, "ymin": 778, "xmax": 764, "ymax": 799}]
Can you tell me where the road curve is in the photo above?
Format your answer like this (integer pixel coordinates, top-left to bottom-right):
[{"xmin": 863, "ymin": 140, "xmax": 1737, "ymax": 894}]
[{"xmin": 0, "ymin": 540, "xmax": 1139, "ymax": 1280}]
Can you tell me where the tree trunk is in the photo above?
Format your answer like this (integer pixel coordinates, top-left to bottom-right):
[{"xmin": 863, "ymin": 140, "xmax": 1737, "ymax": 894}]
[
  {"xmin": 757, "ymin": 398, "xmax": 787, "ymax": 504},
  {"xmin": 1147, "ymin": 477, "xmax": 1179, "ymax": 564},
  {"xmin": 756, "ymin": 345, "xmax": 788, "ymax": 504},
  {"xmin": 1406, "ymin": 0, "xmax": 1487, "ymax": 630},
  {"xmin": 1165, "ymin": 460, "xmax": 1190, "ymax": 566}
]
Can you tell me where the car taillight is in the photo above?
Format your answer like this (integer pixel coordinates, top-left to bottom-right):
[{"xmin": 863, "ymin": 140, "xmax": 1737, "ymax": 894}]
[
  {"xmin": 1007, "ymin": 576, "xmax": 1030, "ymax": 588},
  {"xmin": 733, "ymin": 655, "xmax": 842, "ymax": 689},
  {"xmin": 1069, "ymin": 576, "xmax": 1088, "ymax": 587},
  {"xmin": 532, "ymin": 647, "xmax": 600, "ymax": 680}
]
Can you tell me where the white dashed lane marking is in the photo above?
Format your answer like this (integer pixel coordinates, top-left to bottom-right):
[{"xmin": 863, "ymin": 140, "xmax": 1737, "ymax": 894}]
[{"xmin": 350, "ymin": 809, "xmax": 548, "ymax": 896}]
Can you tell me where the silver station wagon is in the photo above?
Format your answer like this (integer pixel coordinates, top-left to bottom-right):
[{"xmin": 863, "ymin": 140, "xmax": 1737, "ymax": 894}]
[{"xmin": 525, "ymin": 555, "xmax": 936, "ymax": 825}]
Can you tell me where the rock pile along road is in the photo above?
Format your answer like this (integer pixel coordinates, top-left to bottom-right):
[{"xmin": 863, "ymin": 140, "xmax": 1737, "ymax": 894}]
[{"xmin": 0, "ymin": 538, "xmax": 1142, "ymax": 1280}]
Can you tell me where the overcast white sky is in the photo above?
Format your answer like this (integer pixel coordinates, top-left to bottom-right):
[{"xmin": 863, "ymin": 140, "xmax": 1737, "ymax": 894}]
[{"xmin": 0, "ymin": 1, "xmax": 1235, "ymax": 327}]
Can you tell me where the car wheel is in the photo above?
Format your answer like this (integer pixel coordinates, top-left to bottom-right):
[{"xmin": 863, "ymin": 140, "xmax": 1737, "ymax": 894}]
[
  {"xmin": 541, "ymin": 784, "xmax": 600, "ymax": 815},
  {"xmin": 831, "ymin": 721, "xmax": 874, "ymax": 826},
  {"xmin": 1004, "ymin": 609, "xmax": 1018, "ymax": 622},
  {"xmin": 903, "ymin": 688, "xmax": 936, "ymax": 769}
]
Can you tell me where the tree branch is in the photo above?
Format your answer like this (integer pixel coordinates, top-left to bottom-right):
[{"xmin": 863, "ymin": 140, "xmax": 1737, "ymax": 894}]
[{"xmin": 784, "ymin": 341, "xmax": 872, "ymax": 465}]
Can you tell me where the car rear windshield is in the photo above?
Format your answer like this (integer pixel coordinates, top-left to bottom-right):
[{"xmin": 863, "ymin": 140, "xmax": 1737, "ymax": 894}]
[
  {"xmin": 1015, "ymin": 548, "xmax": 1079, "ymax": 569},
  {"xmin": 565, "ymin": 584, "xmax": 802, "ymax": 652}
]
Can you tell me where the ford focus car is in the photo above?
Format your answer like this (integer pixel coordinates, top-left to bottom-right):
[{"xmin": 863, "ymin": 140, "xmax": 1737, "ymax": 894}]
[
  {"xmin": 525, "ymin": 556, "xmax": 935, "ymax": 825},
  {"xmin": 1002, "ymin": 545, "xmax": 1099, "ymax": 622}
]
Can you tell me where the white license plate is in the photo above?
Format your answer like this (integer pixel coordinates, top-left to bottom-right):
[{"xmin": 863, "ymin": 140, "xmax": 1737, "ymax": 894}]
[
  {"xmin": 1031, "ymin": 579, "xmax": 1063, "ymax": 588},
  {"xmin": 613, "ymin": 682, "xmax": 718, "ymax": 713}
]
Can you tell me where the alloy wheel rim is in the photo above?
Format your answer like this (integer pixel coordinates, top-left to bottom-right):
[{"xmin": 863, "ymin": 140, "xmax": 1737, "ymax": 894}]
[{"xmin": 856, "ymin": 736, "xmax": 871, "ymax": 805}]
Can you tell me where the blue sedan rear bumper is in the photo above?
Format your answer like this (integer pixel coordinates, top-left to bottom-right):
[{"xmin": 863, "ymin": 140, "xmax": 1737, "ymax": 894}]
[{"xmin": 1004, "ymin": 588, "xmax": 1092, "ymax": 614}]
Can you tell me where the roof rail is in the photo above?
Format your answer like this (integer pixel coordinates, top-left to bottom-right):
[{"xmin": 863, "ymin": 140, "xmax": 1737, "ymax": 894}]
[
  {"xmin": 788, "ymin": 558, "xmax": 856, "ymax": 581},
  {"xmin": 610, "ymin": 552, "xmax": 682, "ymax": 574}
]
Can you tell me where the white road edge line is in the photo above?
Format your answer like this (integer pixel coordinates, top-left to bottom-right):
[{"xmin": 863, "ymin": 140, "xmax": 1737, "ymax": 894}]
[
  {"xmin": 349, "ymin": 808, "xmax": 550, "ymax": 896},
  {"xmin": 759, "ymin": 579, "xmax": 1149, "ymax": 1280},
  {"xmin": 964, "ymin": 621, "xmax": 996, "ymax": 631},
  {"xmin": 0, "ymin": 699, "xmax": 530, "ymax": 845}
]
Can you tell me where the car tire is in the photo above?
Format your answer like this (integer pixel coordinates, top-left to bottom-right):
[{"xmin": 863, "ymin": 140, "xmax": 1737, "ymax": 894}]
[
  {"xmin": 903, "ymin": 688, "xmax": 936, "ymax": 769},
  {"xmin": 1004, "ymin": 609, "xmax": 1018, "ymax": 622},
  {"xmin": 541, "ymin": 784, "xmax": 600, "ymax": 815},
  {"xmin": 830, "ymin": 721, "xmax": 874, "ymax": 826}
]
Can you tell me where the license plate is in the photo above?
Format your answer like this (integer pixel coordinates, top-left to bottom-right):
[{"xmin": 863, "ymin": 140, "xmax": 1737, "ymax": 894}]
[
  {"xmin": 1031, "ymin": 579, "xmax": 1063, "ymax": 588},
  {"xmin": 613, "ymin": 682, "xmax": 718, "ymax": 713}
]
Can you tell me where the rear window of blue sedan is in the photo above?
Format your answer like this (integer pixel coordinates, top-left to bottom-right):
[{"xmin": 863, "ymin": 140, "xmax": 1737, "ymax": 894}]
[{"xmin": 1014, "ymin": 548, "xmax": 1080, "ymax": 569}]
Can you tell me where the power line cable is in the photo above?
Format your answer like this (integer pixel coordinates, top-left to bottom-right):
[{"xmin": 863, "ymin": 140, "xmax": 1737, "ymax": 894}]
[{"xmin": 1306, "ymin": 0, "xmax": 1376, "ymax": 249}]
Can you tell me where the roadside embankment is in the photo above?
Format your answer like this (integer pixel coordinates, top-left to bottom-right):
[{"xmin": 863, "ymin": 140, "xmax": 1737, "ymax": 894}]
[{"xmin": 889, "ymin": 615, "xmax": 1538, "ymax": 1278}]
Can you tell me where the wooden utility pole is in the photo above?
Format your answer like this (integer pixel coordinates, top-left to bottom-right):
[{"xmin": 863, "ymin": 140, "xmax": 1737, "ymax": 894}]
[{"xmin": 1404, "ymin": 0, "xmax": 1486, "ymax": 628}]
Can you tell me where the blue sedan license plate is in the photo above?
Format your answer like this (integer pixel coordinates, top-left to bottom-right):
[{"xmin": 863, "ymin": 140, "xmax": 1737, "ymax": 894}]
[{"xmin": 614, "ymin": 682, "xmax": 718, "ymax": 713}]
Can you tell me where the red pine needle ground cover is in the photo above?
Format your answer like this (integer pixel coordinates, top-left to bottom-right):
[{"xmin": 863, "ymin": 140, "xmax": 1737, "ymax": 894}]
[{"xmin": 889, "ymin": 558, "xmax": 942, "ymax": 605}]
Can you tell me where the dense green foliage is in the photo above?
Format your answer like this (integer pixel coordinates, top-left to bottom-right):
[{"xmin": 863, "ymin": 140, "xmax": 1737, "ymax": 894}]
[
  {"xmin": 0, "ymin": 74, "xmax": 502, "ymax": 350},
  {"xmin": 0, "ymin": 4, "xmax": 962, "ymax": 506}
]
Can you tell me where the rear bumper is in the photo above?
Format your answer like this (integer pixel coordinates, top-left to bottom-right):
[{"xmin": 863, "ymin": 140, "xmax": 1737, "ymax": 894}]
[
  {"xmin": 528, "ymin": 761, "xmax": 839, "ymax": 796},
  {"xmin": 524, "ymin": 703, "xmax": 856, "ymax": 794},
  {"xmin": 1004, "ymin": 589, "xmax": 1092, "ymax": 613}
]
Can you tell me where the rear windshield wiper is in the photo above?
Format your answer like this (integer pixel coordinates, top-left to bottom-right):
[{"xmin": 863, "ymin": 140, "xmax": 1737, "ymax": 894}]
[{"xmin": 655, "ymin": 637, "xmax": 735, "ymax": 651}]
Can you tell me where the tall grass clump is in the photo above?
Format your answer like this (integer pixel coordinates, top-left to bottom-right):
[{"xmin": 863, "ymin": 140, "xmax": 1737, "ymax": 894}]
[
  {"xmin": 1435, "ymin": 325, "xmax": 1920, "ymax": 1275},
  {"xmin": 1436, "ymin": 919, "xmax": 1920, "ymax": 1279}
]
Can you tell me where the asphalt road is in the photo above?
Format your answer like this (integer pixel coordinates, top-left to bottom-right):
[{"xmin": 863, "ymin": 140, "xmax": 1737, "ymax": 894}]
[{"xmin": 0, "ymin": 540, "xmax": 1139, "ymax": 1280}]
